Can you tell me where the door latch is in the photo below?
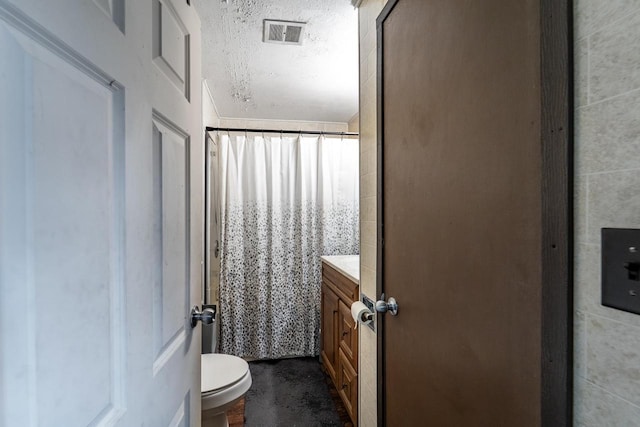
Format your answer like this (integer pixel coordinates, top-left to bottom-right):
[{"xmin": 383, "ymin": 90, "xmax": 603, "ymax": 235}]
[
  {"xmin": 375, "ymin": 294, "xmax": 399, "ymax": 316},
  {"xmin": 190, "ymin": 305, "xmax": 215, "ymax": 328}
]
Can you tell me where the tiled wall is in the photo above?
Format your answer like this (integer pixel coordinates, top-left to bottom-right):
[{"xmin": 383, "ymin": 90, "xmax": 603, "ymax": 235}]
[
  {"xmin": 357, "ymin": 1, "xmax": 387, "ymax": 426},
  {"xmin": 574, "ymin": 1, "xmax": 640, "ymax": 425}
]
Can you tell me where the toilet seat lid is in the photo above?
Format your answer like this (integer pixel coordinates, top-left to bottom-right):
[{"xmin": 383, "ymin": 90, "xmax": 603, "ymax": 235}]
[{"xmin": 201, "ymin": 354, "xmax": 249, "ymax": 393}]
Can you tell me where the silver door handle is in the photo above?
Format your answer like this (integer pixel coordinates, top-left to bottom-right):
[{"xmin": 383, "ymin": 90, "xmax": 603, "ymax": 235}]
[
  {"xmin": 190, "ymin": 305, "xmax": 215, "ymax": 328},
  {"xmin": 375, "ymin": 295, "xmax": 398, "ymax": 316}
]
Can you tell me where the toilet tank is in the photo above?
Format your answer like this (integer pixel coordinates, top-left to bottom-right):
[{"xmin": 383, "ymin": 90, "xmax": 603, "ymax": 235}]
[{"xmin": 201, "ymin": 304, "xmax": 217, "ymax": 354}]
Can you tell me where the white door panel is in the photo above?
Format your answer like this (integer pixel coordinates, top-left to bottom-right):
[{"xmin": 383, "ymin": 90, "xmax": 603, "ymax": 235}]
[
  {"xmin": 0, "ymin": 19, "xmax": 126, "ymax": 427},
  {"xmin": 153, "ymin": 0, "xmax": 189, "ymax": 96},
  {"xmin": 0, "ymin": 0, "xmax": 203, "ymax": 425},
  {"xmin": 151, "ymin": 113, "xmax": 191, "ymax": 376}
]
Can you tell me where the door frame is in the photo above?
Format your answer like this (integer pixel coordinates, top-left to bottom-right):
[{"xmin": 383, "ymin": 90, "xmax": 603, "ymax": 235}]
[
  {"xmin": 204, "ymin": 131, "xmax": 212, "ymax": 305},
  {"xmin": 375, "ymin": 0, "xmax": 574, "ymax": 425}
]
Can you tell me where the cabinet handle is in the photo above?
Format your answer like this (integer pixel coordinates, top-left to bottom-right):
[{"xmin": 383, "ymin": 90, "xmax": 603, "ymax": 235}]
[
  {"xmin": 342, "ymin": 331, "xmax": 349, "ymax": 337},
  {"xmin": 342, "ymin": 383, "xmax": 348, "ymax": 390}
]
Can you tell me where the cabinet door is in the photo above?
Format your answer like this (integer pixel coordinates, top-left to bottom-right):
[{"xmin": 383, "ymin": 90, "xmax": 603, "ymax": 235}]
[
  {"xmin": 338, "ymin": 348, "xmax": 358, "ymax": 424},
  {"xmin": 338, "ymin": 299, "xmax": 358, "ymax": 369},
  {"xmin": 321, "ymin": 282, "xmax": 340, "ymax": 380}
]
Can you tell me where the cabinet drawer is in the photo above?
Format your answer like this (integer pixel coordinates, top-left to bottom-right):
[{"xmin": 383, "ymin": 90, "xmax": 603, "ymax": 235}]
[
  {"xmin": 337, "ymin": 348, "xmax": 358, "ymax": 424},
  {"xmin": 338, "ymin": 299, "xmax": 358, "ymax": 369}
]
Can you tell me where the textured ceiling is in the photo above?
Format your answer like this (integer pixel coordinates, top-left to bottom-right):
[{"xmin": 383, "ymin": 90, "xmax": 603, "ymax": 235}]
[{"xmin": 194, "ymin": 0, "xmax": 359, "ymax": 123}]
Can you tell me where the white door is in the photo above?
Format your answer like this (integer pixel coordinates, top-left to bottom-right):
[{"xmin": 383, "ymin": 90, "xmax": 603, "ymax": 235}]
[{"xmin": 0, "ymin": 0, "xmax": 203, "ymax": 425}]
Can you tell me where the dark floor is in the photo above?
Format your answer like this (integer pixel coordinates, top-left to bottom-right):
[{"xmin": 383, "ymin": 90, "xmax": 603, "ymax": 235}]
[{"xmin": 243, "ymin": 357, "xmax": 347, "ymax": 427}]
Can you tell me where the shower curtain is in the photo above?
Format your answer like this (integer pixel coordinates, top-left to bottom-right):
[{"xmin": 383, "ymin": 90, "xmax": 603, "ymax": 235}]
[{"xmin": 216, "ymin": 132, "xmax": 359, "ymax": 359}]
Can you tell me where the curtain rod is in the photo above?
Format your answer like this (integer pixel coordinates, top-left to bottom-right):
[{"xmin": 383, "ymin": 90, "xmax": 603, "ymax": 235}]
[{"xmin": 205, "ymin": 126, "xmax": 359, "ymax": 137}]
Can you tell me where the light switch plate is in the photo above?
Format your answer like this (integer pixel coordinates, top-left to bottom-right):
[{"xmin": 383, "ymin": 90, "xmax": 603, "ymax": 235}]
[{"xmin": 602, "ymin": 228, "xmax": 640, "ymax": 315}]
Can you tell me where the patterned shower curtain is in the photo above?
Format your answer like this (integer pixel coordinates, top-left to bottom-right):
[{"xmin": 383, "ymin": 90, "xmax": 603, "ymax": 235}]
[{"xmin": 216, "ymin": 132, "xmax": 359, "ymax": 359}]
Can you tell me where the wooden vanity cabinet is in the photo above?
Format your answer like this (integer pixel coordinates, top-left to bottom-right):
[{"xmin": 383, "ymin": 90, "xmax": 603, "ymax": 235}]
[{"xmin": 320, "ymin": 261, "xmax": 358, "ymax": 425}]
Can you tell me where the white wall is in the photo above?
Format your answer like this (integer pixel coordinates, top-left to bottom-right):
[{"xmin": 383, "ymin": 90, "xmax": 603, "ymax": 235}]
[
  {"xmin": 203, "ymin": 80, "xmax": 220, "ymax": 129},
  {"xmin": 348, "ymin": 113, "xmax": 359, "ymax": 133},
  {"xmin": 203, "ymin": 80, "xmax": 220, "ymax": 305}
]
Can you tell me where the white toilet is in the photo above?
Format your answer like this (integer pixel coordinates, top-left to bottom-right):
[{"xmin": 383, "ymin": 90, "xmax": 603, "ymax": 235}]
[
  {"xmin": 201, "ymin": 353, "xmax": 252, "ymax": 427},
  {"xmin": 201, "ymin": 307, "xmax": 252, "ymax": 427}
]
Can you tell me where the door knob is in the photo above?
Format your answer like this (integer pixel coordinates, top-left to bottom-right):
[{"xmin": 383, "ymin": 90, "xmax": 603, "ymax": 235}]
[
  {"xmin": 190, "ymin": 305, "xmax": 215, "ymax": 328},
  {"xmin": 375, "ymin": 295, "xmax": 398, "ymax": 316}
]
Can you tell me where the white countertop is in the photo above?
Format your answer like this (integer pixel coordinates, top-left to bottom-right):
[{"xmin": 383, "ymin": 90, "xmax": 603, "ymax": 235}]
[{"xmin": 320, "ymin": 255, "xmax": 360, "ymax": 284}]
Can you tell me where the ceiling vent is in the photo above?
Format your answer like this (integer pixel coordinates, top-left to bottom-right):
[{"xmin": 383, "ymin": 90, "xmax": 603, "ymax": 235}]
[{"xmin": 263, "ymin": 20, "xmax": 306, "ymax": 45}]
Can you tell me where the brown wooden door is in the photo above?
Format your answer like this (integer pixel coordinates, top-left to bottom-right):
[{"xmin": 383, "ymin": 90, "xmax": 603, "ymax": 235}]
[{"xmin": 377, "ymin": 0, "xmax": 571, "ymax": 426}]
